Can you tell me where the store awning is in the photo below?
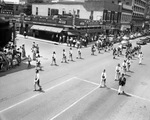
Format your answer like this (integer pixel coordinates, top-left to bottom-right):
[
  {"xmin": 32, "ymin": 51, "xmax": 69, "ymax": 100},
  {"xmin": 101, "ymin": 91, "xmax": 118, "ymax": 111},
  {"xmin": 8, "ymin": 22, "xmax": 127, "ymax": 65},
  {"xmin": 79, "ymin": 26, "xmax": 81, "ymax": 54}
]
[{"xmin": 31, "ymin": 25, "xmax": 63, "ymax": 33}]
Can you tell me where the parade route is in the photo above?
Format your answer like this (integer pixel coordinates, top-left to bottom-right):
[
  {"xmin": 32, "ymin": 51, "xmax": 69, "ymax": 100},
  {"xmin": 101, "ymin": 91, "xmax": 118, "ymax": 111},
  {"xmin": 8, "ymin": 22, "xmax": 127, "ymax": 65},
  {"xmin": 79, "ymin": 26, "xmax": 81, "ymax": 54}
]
[{"xmin": 0, "ymin": 35, "xmax": 150, "ymax": 120}]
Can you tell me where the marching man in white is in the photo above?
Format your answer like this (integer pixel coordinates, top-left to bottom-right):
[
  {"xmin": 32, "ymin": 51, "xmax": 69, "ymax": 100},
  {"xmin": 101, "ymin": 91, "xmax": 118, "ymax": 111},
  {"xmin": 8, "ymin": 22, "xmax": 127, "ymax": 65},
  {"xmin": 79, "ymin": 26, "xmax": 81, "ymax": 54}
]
[
  {"xmin": 126, "ymin": 58, "xmax": 131, "ymax": 71},
  {"xmin": 100, "ymin": 69, "xmax": 107, "ymax": 88},
  {"xmin": 68, "ymin": 48, "xmax": 73, "ymax": 61},
  {"xmin": 122, "ymin": 60, "xmax": 127, "ymax": 75},
  {"xmin": 51, "ymin": 51, "xmax": 57, "ymax": 65},
  {"xmin": 115, "ymin": 63, "xmax": 121, "ymax": 81},
  {"xmin": 138, "ymin": 52, "xmax": 143, "ymax": 65}
]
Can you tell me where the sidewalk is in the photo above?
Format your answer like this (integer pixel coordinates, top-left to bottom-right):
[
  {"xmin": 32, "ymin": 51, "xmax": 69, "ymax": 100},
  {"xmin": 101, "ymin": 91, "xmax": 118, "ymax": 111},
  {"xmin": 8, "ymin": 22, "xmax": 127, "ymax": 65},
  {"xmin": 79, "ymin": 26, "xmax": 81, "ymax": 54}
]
[
  {"xmin": 16, "ymin": 34, "xmax": 94, "ymax": 48},
  {"xmin": 16, "ymin": 34, "xmax": 66, "ymax": 46}
]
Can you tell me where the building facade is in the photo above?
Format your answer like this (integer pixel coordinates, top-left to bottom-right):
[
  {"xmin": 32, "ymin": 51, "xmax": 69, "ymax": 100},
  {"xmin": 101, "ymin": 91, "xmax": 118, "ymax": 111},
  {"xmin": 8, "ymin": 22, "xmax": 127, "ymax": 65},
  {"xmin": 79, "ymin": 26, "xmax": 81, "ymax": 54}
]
[
  {"xmin": 24, "ymin": 0, "xmax": 122, "ymax": 41},
  {"xmin": 132, "ymin": 0, "xmax": 148, "ymax": 32}
]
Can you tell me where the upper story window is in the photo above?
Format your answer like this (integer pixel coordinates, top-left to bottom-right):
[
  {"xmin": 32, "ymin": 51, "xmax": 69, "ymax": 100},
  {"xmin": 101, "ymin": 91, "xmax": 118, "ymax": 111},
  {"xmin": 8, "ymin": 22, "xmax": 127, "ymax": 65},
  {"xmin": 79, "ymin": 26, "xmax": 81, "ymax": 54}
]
[
  {"xmin": 90, "ymin": 11, "xmax": 94, "ymax": 20},
  {"xmin": 77, "ymin": 9, "xmax": 80, "ymax": 17},
  {"xmin": 48, "ymin": 8, "xmax": 51, "ymax": 16},
  {"xmin": 62, "ymin": 8, "xmax": 65, "ymax": 15},
  {"xmin": 51, "ymin": 9, "xmax": 59, "ymax": 16},
  {"xmin": 36, "ymin": 7, "xmax": 38, "ymax": 15}
]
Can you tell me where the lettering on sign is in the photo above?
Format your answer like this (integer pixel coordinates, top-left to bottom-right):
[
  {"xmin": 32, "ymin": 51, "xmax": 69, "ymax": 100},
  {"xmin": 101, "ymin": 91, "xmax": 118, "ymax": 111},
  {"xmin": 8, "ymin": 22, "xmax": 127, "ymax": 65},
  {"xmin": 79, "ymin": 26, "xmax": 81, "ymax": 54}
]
[
  {"xmin": 39, "ymin": 18, "xmax": 46, "ymax": 22},
  {"xmin": 24, "ymin": 17, "xmax": 31, "ymax": 21},
  {"xmin": 80, "ymin": 22, "xmax": 85, "ymax": 26},
  {"xmin": 58, "ymin": 20, "xmax": 66, "ymax": 24}
]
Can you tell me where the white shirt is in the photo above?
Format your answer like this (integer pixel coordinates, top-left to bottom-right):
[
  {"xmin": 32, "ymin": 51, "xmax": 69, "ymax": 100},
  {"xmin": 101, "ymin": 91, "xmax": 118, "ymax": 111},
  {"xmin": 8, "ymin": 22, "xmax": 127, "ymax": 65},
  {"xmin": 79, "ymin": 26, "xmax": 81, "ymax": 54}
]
[
  {"xmin": 35, "ymin": 73, "xmax": 40, "ymax": 82},
  {"xmin": 101, "ymin": 72, "xmax": 106, "ymax": 79},
  {"xmin": 116, "ymin": 66, "xmax": 121, "ymax": 72}
]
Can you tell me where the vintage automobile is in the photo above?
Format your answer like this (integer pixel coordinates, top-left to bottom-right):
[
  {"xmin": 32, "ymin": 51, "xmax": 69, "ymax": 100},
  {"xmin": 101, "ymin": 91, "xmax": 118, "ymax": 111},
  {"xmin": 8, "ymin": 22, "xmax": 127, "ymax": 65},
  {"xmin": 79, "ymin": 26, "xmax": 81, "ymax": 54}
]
[
  {"xmin": 136, "ymin": 39, "xmax": 147, "ymax": 45},
  {"xmin": 121, "ymin": 40, "xmax": 132, "ymax": 49},
  {"xmin": 140, "ymin": 37, "xmax": 150, "ymax": 43}
]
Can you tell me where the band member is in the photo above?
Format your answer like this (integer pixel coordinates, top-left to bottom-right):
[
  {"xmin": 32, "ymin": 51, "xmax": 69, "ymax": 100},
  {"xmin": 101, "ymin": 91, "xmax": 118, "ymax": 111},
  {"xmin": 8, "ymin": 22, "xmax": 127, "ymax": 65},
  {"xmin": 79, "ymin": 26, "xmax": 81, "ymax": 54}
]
[
  {"xmin": 100, "ymin": 69, "xmax": 107, "ymax": 87},
  {"xmin": 138, "ymin": 52, "xmax": 143, "ymax": 65},
  {"xmin": 113, "ymin": 48, "xmax": 116, "ymax": 59},
  {"xmin": 27, "ymin": 55, "xmax": 32, "ymax": 68},
  {"xmin": 118, "ymin": 73, "xmax": 126, "ymax": 95},
  {"xmin": 126, "ymin": 58, "xmax": 131, "ymax": 71},
  {"xmin": 77, "ymin": 47, "xmax": 82, "ymax": 59},
  {"xmin": 68, "ymin": 48, "xmax": 73, "ymax": 61},
  {"xmin": 61, "ymin": 49, "xmax": 67, "ymax": 63},
  {"xmin": 34, "ymin": 69, "xmax": 42, "ymax": 91},
  {"xmin": 51, "ymin": 51, "xmax": 57, "ymax": 65},
  {"xmin": 36, "ymin": 57, "xmax": 41, "ymax": 70},
  {"xmin": 115, "ymin": 64, "xmax": 121, "ymax": 81},
  {"xmin": 122, "ymin": 60, "xmax": 127, "ymax": 75},
  {"xmin": 91, "ymin": 45, "xmax": 96, "ymax": 55}
]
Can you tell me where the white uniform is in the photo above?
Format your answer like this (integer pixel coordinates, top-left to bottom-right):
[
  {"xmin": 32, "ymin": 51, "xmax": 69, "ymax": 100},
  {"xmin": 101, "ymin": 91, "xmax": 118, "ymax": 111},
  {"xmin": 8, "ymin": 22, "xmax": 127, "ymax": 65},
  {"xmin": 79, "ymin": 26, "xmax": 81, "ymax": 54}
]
[
  {"xmin": 115, "ymin": 66, "xmax": 121, "ymax": 80},
  {"xmin": 100, "ymin": 72, "xmax": 106, "ymax": 87},
  {"xmin": 126, "ymin": 59, "xmax": 131, "ymax": 71},
  {"xmin": 51, "ymin": 53, "xmax": 56, "ymax": 65},
  {"xmin": 138, "ymin": 53, "xmax": 143, "ymax": 64},
  {"xmin": 122, "ymin": 62, "xmax": 127, "ymax": 75}
]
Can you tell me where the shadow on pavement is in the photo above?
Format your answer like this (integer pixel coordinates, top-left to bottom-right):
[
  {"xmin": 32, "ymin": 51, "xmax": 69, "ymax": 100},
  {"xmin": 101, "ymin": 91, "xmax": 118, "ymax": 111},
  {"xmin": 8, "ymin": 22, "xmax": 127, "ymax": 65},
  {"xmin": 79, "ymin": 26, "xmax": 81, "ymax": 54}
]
[{"xmin": 0, "ymin": 62, "xmax": 35, "ymax": 77}]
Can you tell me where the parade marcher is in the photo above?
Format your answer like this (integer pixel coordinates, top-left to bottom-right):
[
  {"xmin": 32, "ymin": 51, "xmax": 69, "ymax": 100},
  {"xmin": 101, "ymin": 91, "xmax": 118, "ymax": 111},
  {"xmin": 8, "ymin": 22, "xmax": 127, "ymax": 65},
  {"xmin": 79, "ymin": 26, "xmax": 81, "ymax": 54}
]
[
  {"xmin": 51, "ymin": 51, "xmax": 57, "ymax": 65},
  {"xmin": 76, "ymin": 47, "xmax": 82, "ymax": 59},
  {"xmin": 122, "ymin": 60, "xmax": 127, "ymax": 75},
  {"xmin": 36, "ymin": 57, "xmax": 41, "ymax": 70},
  {"xmin": 27, "ymin": 55, "xmax": 32, "ymax": 68},
  {"xmin": 61, "ymin": 49, "xmax": 67, "ymax": 63},
  {"xmin": 118, "ymin": 73, "xmax": 126, "ymax": 95},
  {"xmin": 126, "ymin": 58, "xmax": 131, "ymax": 71},
  {"xmin": 113, "ymin": 48, "xmax": 117, "ymax": 59},
  {"xmin": 68, "ymin": 48, "xmax": 73, "ymax": 61},
  {"xmin": 100, "ymin": 69, "xmax": 107, "ymax": 87},
  {"xmin": 22, "ymin": 44, "xmax": 26, "ymax": 58},
  {"xmin": 138, "ymin": 52, "xmax": 143, "ymax": 65},
  {"xmin": 91, "ymin": 45, "xmax": 96, "ymax": 55},
  {"xmin": 34, "ymin": 69, "xmax": 42, "ymax": 91},
  {"xmin": 115, "ymin": 64, "xmax": 121, "ymax": 81}
]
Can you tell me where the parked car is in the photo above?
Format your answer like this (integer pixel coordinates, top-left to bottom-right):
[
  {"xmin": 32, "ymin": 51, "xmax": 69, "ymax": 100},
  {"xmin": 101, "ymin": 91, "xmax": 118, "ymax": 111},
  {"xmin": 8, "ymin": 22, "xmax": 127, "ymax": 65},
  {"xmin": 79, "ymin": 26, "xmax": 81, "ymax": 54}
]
[
  {"xmin": 136, "ymin": 39, "xmax": 147, "ymax": 45},
  {"xmin": 140, "ymin": 37, "xmax": 150, "ymax": 43},
  {"xmin": 121, "ymin": 40, "xmax": 131, "ymax": 49}
]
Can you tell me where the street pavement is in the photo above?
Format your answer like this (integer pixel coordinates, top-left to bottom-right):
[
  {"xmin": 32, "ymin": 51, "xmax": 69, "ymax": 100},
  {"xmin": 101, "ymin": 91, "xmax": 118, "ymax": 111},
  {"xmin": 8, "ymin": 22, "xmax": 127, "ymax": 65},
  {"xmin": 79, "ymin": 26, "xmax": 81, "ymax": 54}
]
[{"xmin": 0, "ymin": 34, "xmax": 150, "ymax": 120}]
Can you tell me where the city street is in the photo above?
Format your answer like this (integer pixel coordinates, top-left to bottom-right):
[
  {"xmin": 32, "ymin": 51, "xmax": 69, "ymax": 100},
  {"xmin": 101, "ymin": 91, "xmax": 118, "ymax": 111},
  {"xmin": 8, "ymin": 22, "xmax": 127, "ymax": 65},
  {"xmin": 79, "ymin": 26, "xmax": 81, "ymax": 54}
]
[{"xmin": 0, "ymin": 35, "xmax": 150, "ymax": 120}]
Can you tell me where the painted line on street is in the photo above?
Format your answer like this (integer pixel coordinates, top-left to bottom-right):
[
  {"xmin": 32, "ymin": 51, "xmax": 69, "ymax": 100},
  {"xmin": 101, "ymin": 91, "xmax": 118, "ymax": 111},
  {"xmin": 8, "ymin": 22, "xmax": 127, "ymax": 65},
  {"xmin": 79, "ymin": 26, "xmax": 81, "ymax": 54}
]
[
  {"xmin": 0, "ymin": 77, "xmax": 76, "ymax": 113},
  {"xmin": 48, "ymin": 86, "xmax": 99, "ymax": 120},
  {"xmin": 75, "ymin": 77, "xmax": 100, "ymax": 86},
  {"xmin": 76, "ymin": 77, "xmax": 150, "ymax": 102},
  {"xmin": 110, "ymin": 87, "xmax": 150, "ymax": 102}
]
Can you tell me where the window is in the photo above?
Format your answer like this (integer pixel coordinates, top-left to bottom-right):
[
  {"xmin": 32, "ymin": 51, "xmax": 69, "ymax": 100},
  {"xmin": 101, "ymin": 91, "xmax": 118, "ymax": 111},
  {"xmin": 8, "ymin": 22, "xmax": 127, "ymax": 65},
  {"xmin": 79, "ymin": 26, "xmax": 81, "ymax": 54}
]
[
  {"xmin": 51, "ymin": 9, "xmax": 59, "ymax": 16},
  {"xmin": 77, "ymin": 9, "xmax": 80, "ymax": 17},
  {"xmin": 48, "ymin": 8, "xmax": 51, "ymax": 16},
  {"xmin": 62, "ymin": 8, "xmax": 65, "ymax": 15},
  {"xmin": 90, "ymin": 11, "xmax": 93, "ymax": 20},
  {"xmin": 36, "ymin": 7, "xmax": 38, "ymax": 15}
]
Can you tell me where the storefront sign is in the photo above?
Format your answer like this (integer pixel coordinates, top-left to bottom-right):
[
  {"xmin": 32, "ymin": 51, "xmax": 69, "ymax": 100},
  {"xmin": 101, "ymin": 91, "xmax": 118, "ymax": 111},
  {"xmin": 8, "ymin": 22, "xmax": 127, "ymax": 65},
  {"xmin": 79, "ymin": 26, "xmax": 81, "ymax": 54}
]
[{"xmin": 58, "ymin": 20, "xmax": 66, "ymax": 24}]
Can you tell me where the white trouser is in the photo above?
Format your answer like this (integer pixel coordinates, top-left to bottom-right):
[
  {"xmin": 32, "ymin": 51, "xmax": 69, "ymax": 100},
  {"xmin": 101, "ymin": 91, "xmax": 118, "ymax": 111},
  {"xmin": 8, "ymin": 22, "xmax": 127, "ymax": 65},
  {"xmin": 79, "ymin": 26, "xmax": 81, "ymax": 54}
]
[
  {"xmin": 115, "ymin": 72, "xmax": 120, "ymax": 80},
  {"xmin": 100, "ymin": 78, "xmax": 106, "ymax": 87},
  {"xmin": 118, "ymin": 85, "xmax": 124, "ymax": 93}
]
